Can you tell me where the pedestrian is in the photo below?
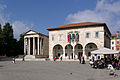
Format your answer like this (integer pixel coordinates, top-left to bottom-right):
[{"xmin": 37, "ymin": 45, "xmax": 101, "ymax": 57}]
[
  {"xmin": 118, "ymin": 60, "xmax": 120, "ymax": 70},
  {"xmin": 92, "ymin": 56, "xmax": 95, "ymax": 62},
  {"xmin": 53, "ymin": 56, "xmax": 56, "ymax": 61},
  {"xmin": 78, "ymin": 56, "xmax": 81, "ymax": 63},
  {"xmin": 23, "ymin": 55, "xmax": 25, "ymax": 61},
  {"xmin": 60, "ymin": 56, "xmax": 62, "ymax": 61},
  {"xmin": 82, "ymin": 56, "xmax": 85, "ymax": 64},
  {"xmin": 12, "ymin": 57, "xmax": 16, "ymax": 63},
  {"xmin": 108, "ymin": 64, "xmax": 115, "ymax": 75}
]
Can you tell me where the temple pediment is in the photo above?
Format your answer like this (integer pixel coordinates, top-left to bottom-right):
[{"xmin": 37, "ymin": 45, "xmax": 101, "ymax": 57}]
[{"xmin": 25, "ymin": 30, "xmax": 39, "ymax": 35}]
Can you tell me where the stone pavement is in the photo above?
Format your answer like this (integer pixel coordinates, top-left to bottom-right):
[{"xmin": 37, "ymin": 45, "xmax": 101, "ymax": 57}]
[{"xmin": 0, "ymin": 61, "xmax": 120, "ymax": 80}]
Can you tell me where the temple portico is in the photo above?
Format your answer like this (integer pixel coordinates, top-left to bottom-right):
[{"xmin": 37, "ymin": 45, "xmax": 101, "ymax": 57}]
[
  {"xmin": 24, "ymin": 37, "xmax": 43, "ymax": 55},
  {"xmin": 24, "ymin": 30, "xmax": 49, "ymax": 60}
]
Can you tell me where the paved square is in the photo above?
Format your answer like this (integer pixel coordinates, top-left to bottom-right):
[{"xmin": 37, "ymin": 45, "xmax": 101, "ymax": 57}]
[{"xmin": 0, "ymin": 61, "xmax": 120, "ymax": 80}]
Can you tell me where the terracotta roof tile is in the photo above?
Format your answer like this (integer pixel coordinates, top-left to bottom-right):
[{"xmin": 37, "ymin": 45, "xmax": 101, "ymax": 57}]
[
  {"xmin": 112, "ymin": 34, "xmax": 117, "ymax": 37},
  {"xmin": 47, "ymin": 22, "xmax": 105, "ymax": 30}
]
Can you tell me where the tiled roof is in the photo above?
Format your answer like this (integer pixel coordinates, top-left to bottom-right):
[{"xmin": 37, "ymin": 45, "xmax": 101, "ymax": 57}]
[
  {"xmin": 47, "ymin": 22, "xmax": 105, "ymax": 30},
  {"xmin": 112, "ymin": 34, "xmax": 117, "ymax": 37}
]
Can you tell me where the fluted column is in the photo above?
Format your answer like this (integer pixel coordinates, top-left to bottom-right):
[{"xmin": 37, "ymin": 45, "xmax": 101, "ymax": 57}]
[
  {"xmin": 28, "ymin": 38, "xmax": 30, "ymax": 55},
  {"xmin": 24, "ymin": 38, "xmax": 26, "ymax": 55},
  {"xmin": 33, "ymin": 37, "xmax": 35, "ymax": 55},
  {"xmin": 38, "ymin": 37, "xmax": 40, "ymax": 55},
  {"xmin": 40, "ymin": 38, "xmax": 42, "ymax": 55}
]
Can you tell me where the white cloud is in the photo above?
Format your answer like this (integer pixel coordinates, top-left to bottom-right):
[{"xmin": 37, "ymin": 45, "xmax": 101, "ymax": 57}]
[
  {"xmin": 66, "ymin": 0, "xmax": 120, "ymax": 33},
  {"xmin": 95, "ymin": 0, "xmax": 120, "ymax": 14},
  {"xmin": 0, "ymin": 4, "xmax": 8, "ymax": 25},
  {"xmin": 0, "ymin": 4, "xmax": 30, "ymax": 39},
  {"xmin": 12, "ymin": 21, "xmax": 30, "ymax": 39}
]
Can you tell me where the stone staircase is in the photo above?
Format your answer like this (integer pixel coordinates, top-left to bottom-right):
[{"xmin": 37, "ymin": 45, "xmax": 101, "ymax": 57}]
[
  {"xmin": 24, "ymin": 55, "xmax": 47, "ymax": 61},
  {"xmin": 24, "ymin": 55, "xmax": 35, "ymax": 61}
]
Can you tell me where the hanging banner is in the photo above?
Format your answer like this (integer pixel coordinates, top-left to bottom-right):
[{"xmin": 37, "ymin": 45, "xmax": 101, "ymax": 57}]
[{"xmin": 67, "ymin": 31, "xmax": 79, "ymax": 43}]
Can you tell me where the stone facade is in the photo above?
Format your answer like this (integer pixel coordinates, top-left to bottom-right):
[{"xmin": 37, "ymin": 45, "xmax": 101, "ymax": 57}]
[
  {"xmin": 48, "ymin": 22, "xmax": 111, "ymax": 61},
  {"xmin": 111, "ymin": 32, "xmax": 120, "ymax": 52},
  {"xmin": 24, "ymin": 30, "xmax": 49, "ymax": 60}
]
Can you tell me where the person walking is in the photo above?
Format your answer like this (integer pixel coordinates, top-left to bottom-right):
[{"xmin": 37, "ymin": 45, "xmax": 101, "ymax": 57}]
[
  {"xmin": 78, "ymin": 56, "xmax": 81, "ymax": 63},
  {"xmin": 23, "ymin": 55, "xmax": 25, "ymax": 61},
  {"xmin": 12, "ymin": 57, "xmax": 16, "ymax": 63},
  {"xmin": 60, "ymin": 56, "xmax": 62, "ymax": 61},
  {"xmin": 92, "ymin": 56, "xmax": 95, "ymax": 62},
  {"xmin": 53, "ymin": 56, "xmax": 56, "ymax": 61},
  {"xmin": 82, "ymin": 56, "xmax": 85, "ymax": 64}
]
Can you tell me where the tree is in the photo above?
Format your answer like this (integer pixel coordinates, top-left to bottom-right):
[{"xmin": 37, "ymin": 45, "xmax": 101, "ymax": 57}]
[
  {"xmin": 17, "ymin": 33, "xmax": 24, "ymax": 55},
  {"xmin": 2, "ymin": 22, "xmax": 15, "ymax": 56},
  {"xmin": 0, "ymin": 24, "xmax": 3, "ymax": 55},
  {"xmin": 0, "ymin": 22, "xmax": 24, "ymax": 57}
]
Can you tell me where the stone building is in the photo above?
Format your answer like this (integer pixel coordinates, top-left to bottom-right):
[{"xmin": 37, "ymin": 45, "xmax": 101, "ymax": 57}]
[
  {"xmin": 47, "ymin": 22, "xmax": 111, "ymax": 61},
  {"xmin": 24, "ymin": 30, "xmax": 49, "ymax": 60},
  {"xmin": 111, "ymin": 32, "xmax": 120, "ymax": 56}
]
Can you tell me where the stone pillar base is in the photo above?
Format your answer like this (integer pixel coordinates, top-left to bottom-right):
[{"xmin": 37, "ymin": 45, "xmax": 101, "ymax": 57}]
[{"xmin": 25, "ymin": 55, "xmax": 35, "ymax": 59}]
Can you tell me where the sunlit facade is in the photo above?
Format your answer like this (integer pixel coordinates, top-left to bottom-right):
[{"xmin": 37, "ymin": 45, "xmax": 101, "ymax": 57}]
[{"xmin": 48, "ymin": 22, "xmax": 111, "ymax": 61}]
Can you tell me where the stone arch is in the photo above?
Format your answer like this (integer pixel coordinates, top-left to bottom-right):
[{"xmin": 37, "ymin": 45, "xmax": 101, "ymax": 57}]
[
  {"xmin": 65, "ymin": 44, "xmax": 73, "ymax": 59},
  {"xmin": 74, "ymin": 44, "xmax": 83, "ymax": 59},
  {"xmin": 53, "ymin": 44, "xmax": 63, "ymax": 59},
  {"xmin": 85, "ymin": 43, "xmax": 98, "ymax": 59}
]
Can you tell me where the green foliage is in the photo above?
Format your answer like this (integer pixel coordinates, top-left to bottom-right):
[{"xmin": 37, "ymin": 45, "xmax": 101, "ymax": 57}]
[
  {"xmin": 0, "ymin": 22, "xmax": 22, "ymax": 56},
  {"xmin": 0, "ymin": 24, "xmax": 3, "ymax": 55},
  {"xmin": 17, "ymin": 33, "xmax": 24, "ymax": 55}
]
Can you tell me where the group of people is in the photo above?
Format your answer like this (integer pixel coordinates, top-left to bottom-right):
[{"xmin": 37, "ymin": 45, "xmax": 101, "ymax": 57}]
[
  {"xmin": 89, "ymin": 56, "xmax": 120, "ymax": 70},
  {"xmin": 78, "ymin": 56, "xmax": 85, "ymax": 64},
  {"xmin": 111, "ymin": 57, "xmax": 120, "ymax": 70},
  {"xmin": 89, "ymin": 58, "xmax": 104, "ymax": 69}
]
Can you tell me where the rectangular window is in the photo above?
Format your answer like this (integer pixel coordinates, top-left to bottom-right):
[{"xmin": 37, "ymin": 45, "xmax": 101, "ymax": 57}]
[
  {"xmin": 58, "ymin": 34, "xmax": 62, "ymax": 41},
  {"xmin": 95, "ymin": 32, "xmax": 99, "ymax": 38},
  {"xmin": 86, "ymin": 32, "xmax": 90, "ymax": 38},
  {"xmin": 52, "ymin": 35, "xmax": 54, "ymax": 41}
]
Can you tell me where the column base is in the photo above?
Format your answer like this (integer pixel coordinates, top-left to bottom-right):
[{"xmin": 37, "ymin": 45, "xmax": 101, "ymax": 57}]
[{"xmin": 25, "ymin": 55, "xmax": 35, "ymax": 59}]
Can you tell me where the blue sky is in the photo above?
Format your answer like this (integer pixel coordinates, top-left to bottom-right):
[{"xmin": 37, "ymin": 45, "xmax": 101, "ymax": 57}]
[{"xmin": 0, "ymin": 0, "xmax": 120, "ymax": 39}]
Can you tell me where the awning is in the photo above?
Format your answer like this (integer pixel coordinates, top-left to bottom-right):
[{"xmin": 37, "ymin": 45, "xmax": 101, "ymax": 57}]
[{"xmin": 91, "ymin": 48, "xmax": 119, "ymax": 55}]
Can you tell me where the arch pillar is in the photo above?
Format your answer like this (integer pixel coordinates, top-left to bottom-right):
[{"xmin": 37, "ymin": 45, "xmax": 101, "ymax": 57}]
[
  {"xmin": 63, "ymin": 47, "xmax": 65, "ymax": 59},
  {"xmin": 73, "ymin": 45, "xmax": 75, "ymax": 59},
  {"xmin": 49, "ymin": 46, "xmax": 53, "ymax": 60},
  {"xmin": 83, "ymin": 45, "xmax": 87, "ymax": 60}
]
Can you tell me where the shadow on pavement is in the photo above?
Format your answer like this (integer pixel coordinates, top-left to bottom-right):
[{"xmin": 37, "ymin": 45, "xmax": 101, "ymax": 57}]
[{"xmin": 0, "ymin": 57, "xmax": 12, "ymax": 61}]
